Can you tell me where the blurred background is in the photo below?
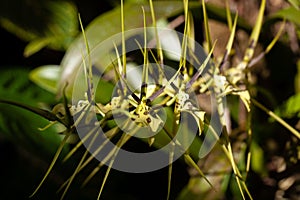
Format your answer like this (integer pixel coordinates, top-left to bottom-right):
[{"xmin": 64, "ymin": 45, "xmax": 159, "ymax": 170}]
[{"xmin": 0, "ymin": 0, "xmax": 299, "ymax": 199}]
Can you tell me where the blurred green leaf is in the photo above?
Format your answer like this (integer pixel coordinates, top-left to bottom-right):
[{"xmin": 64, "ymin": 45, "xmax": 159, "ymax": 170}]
[
  {"xmin": 239, "ymin": 0, "xmax": 265, "ymax": 70},
  {"xmin": 288, "ymin": 0, "xmax": 300, "ymax": 10},
  {"xmin": 0, "ymin": 0, "xmax": 78, "ymax": 56},
  {"xmin": 270, "ymin": 6, "xmax": 300, "ymax": 26},
  {"xmin": 0, "ymin": 68, "xmax": 66, "ymax": 155},
  {"xmin": 275, "ymin": 93, "xmax": 300, "ymax": 118},
  {"xmin": 29, "ymin": 65, "xmax": 61, "ymax": 94},
  {"xmin": 24, "ymin": 37, "xmax": 53, "ymax": 57},
  {"xmin": 0, "ymin": 68, "xmax": 55, "ymax": 104},
  {"xmin": 251, "ymin": 142, "xmax": 265, "ymax": 175}
]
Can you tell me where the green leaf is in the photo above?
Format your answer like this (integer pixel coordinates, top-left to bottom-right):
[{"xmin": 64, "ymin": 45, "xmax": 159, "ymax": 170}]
[
  {"xmin": 0, "ymin": 0, "xmax": 78, "ymax": 55},
  {"xmin": 0, "ymin": 68, "xmax": 65, "ymax": 155},
  {"xmin": 29, "ymin": 65, "xmax": 61, "ymax": 94},
  {"xmin": 251, "ymin": 142, "xmax": 265, "ymax": 175},
  {"xmin": 0, "ymin": 68, "xmax": 55, "ymax": 104},
  {"xmin": 288, "ymin": 0, "xmax": 300, "ymax": 10},
  {"xmin": 269, "ymin": 6, "xmax": 300, "ymax": 26},
  {"xmin": 24, "ymin": 37, "xmax": 53, "ymax": 57},
  {"xmin": 275, "ymin": 93, "xmax": 300, "ymax": 118}
]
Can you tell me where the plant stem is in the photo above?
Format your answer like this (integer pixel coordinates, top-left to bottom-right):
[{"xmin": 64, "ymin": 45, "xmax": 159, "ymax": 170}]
[{"xmin": 251, "ymin": 98, "xmax": 300, "ymax": 139}]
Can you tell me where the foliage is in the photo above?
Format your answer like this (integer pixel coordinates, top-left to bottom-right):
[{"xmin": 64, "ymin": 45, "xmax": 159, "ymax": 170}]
[
  {"xmin": 0, "ymin": 0, "xmax": 300, "ymax": 200},
  {"xmin": 0, "ymin": 68, "xmax": 66, "ymax": 156},
  {"xmin": 0, "ymin": 0, "xmax": 78, "ymax": 56}
]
